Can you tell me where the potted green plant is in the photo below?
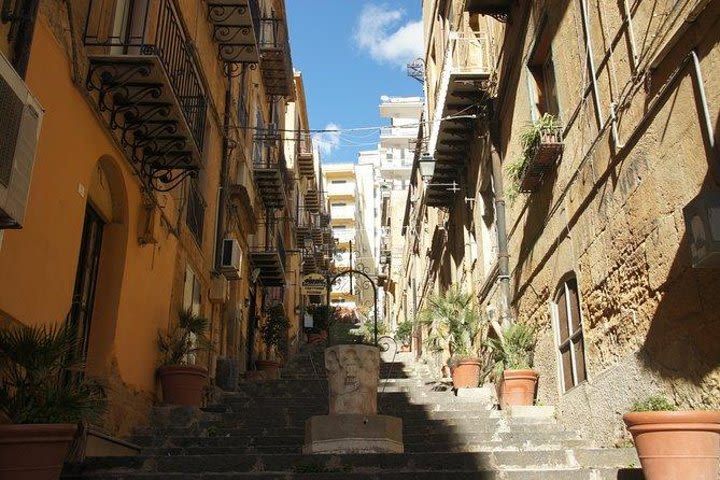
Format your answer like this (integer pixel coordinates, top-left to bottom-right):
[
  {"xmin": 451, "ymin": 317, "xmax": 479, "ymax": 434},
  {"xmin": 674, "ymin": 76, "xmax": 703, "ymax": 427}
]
[
  {"xmin": 623, "ymin": 395, "xmax": 720, "ymax": 480},
  {"xmin": 505, "ymin": 113, "xmax": 563, "ymax": 198},
  {"xmin": 394, "ymin": 320, "xmax": 413, "ymax": 352},
  {"xmin": 486, "ymin": 323, "xmax": 537, "ymax": 409},
  {"xmin": 256, "ymin": 304, "xmax": 290, "ymax": 376},
  {"xmin": 417, "ymin": 287, "xmax": 487, "ymax": 389},
  {"xmin": 157, "ymin": 309, "xmax": 212, "ymax": 407},
  {"xmin": 305, "ymin": 305, "xmax": 335, "ymax": 344},
  {"xmin": 0, "ymin": 320, "xmax": 106, "ymax": 480}
]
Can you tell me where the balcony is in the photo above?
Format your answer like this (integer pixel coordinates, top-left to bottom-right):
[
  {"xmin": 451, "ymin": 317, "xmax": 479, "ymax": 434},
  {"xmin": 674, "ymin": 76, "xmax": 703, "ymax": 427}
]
[
  {"xmin": 207, "ymin": 0, "xmax": 260, "ymax": 63},
  {"xmin": 249, "ymin": 234, "xmax": 286, "ymax": 286},
  {"xmin": 518, "ymin": 125, "xmax": 564, "ymax": 192},
  {"xmin": 330, "ymin": 205, "xmax": 355, "ymax": 220},
  {"xmin": 379, "ymin": 126, "xmax": 419, "ymax": 148},
  {"xmin": 427, "ymin": 32, "xmax": 492, "ymax": 207},
  {"xmin": 325, "ymin": 181, "xmax": 356, "ymax": 197},
  {"xmin": 252, "ymin": 131, "xmax": 289, "ymax": 210},
  {"xmin": 258, "ymin": 15, "xmax": 294, "ymax": 99},
  {"xmin": 83, "ymin": 0, "xmax": 208, "ymax": 191},
  {"xmin": 305, "ymin": 188, "xmax": 320, "ymax": 213},
  {"xmin": 297, "ymin": 132, "xmax": 315, "ymax": 178},
  {"xmin": 465, "ymin": 0, "xmax": 512, "ymax": 20}
]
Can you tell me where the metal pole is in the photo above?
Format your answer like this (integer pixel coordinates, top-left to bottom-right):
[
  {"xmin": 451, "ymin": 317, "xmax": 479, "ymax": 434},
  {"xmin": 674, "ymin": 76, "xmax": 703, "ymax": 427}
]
[
  {"xmin": 349, "ymin": 241, "xmax": 353, "ymax": 295},
  {"xmin": 373, "ymin": 281, "xmax": 378, "ymax": 345}
]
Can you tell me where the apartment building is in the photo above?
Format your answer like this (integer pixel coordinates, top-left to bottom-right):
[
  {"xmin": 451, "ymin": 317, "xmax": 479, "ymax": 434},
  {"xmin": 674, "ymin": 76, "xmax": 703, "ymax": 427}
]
[
  {"xmin": 0, "ymin": 0, "xmax": 318, "ymax": 440},
  {"xmin": 322, "ymin": 163, "xmax": 359, "ymax": 307},
  {"xmin": 397, "ymin": 0, "xmax": 720, "ymax": 446}
]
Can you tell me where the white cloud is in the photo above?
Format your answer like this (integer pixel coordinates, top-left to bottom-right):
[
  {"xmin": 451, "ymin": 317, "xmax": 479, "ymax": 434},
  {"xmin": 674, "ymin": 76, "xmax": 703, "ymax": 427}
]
[
  {"xmin": 353, "ymin": 4, "xmax": 423, "ymax": 68},
  {"xmin": 313, "ymin": 123, "xmax": 341, "ymax": 157}
]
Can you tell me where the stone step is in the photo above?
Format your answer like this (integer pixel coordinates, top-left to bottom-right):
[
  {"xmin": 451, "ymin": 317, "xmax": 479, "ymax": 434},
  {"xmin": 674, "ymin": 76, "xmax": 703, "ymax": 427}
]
[
  {"xmin": 135, "ymin": 420, "xmax": 564, "ymax": 439},
  {"xmin": 64, "ymin": 449, "xmax": 640, "ymax": 476},
  {"xmin": 63, "ymin": 469, "xmax": 644, "ymax": 480}
]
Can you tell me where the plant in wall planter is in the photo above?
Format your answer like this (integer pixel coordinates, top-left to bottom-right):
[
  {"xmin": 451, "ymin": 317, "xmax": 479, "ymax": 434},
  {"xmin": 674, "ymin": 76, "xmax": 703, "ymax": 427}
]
[
  {"xmin": 486, "ymin": 323, "xmax": 537, "ymax": 409},
  {"xmin": 417, "ymin": 287, "xmax": 488, "ymax": 389},
  {"xmin": 394, "ymin": 320, "xmax": 413, "ymax": 352},
  {"xmin": 0, "ymin": 320, "xmax": 106, "ymax": 480},
  {"xmin": 623, "ymin": 395, "xmax": 720, "ymax": 480},
  {"xmin": 505, "ymin": 113, "xmax": 563, "ymax": 199},
  {"xmin": 157, "ymin": 309, "xmax": 212, "ymax": 407},
  {"xmin": 256, "ymin": 304, "xmax": 290, "ymax": 376}
]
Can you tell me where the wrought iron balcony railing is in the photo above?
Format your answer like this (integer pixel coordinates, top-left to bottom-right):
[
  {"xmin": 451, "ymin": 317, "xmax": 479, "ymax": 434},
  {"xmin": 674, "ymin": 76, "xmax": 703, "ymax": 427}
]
[
  {"xmin": 83, "ymin": 0, "xmax": 208, "ymax": 190},
  {"xmin": 252, "ymin": 130, "xmax": 290, "ymax": 210},
  {"xmin": 257, "ymin": 15, "xmax": 294, "ymax": 99},
  {"xmin": 207, "ymin": 0, "xmax": 261, "ymax": 64}
]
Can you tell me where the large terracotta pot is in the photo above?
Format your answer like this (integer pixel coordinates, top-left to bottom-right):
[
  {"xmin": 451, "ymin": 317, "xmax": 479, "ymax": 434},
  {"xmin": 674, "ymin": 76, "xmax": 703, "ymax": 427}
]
[
  {"xmin": 307, "ymin": 333, "xmax": 324, "ymax": 345},
  {"xmin": 451, "ymin": 359, "xmax": 481, "ymax": 389},
  {"xmin": 255, "ymin": 359, "xmax": 281, "ymax": 378},
  {"xmin": 158, "ymin": 365, "xmax": 208, "ymax": 407},
  {"xmin": 0, "ymin": 423, "xmax": 77, "ymax": 480},
  {"xmin": 500, "ymin": 369, "xmax": 538, "ymax": 409},
  {"xmin": 623, "ymin": 410, "xmax": 720, "ymax": 480}
]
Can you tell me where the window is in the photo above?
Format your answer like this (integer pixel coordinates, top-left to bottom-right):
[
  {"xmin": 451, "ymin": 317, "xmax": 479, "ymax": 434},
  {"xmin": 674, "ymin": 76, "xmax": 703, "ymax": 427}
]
[
  {"xmin": 186, "ymin": 178, "xmax": 205, "ymax": 245},
  {"xmin": 553, "ymin": 276, "xmax": 587, "ymax": 392},
  {"xmin": 529, "ymin": 51, "xmax": 559, "ymax": 119}
]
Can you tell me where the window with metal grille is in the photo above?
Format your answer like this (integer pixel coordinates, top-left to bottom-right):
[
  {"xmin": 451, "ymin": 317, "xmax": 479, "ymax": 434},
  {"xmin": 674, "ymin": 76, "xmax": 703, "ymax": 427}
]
[
  {"xmin": 186, "ymin": 179, "xmax": 205, "ymax": 245},
  {"xmin": 0, "ymin": 74, "xmax": 23, "ymax": 187},
  {"xmin": 553, "ymin": 276, "xmax": 587, "ymax": 392}
]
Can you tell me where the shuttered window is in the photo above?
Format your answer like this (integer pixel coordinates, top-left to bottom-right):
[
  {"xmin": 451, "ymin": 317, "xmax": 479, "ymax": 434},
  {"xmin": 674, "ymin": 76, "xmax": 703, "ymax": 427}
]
[{"xmin": 554, "ymin": 277, "xmax": 587, "ymax": 392}]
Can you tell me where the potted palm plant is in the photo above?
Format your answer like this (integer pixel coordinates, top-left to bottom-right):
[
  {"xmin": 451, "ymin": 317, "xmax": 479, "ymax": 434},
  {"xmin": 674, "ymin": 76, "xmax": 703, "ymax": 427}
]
[
  {"xmin": 394, "ymin": 320, "xmax": 413, "ymax": 352},
  {"xmin": 0, "ymin": 320, "xmax": 106, "ymax": 480},
  {"xmin": 623, "ymin": 395, "xmax": 720, "ymax": 480},
  {"xmin": 256, "ymin": 304, "xmax": 290, "ymax": 376},
  {"xmin": 486, "ymin": 323, "xmax": 537, "ymax": 409},
  {"xmin": 417, "ymin": 288, "xmax": 487, "ymax": 389},
  {"xmin": 157, "ymin": 309, "xmax": 212, "ymax": 407}
]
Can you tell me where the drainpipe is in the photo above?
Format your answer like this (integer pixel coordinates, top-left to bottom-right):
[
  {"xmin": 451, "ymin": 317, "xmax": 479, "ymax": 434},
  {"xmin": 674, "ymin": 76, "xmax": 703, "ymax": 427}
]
[
  {"xmin": 690, "ymin": 50, "xmax": 715, "ymax": 154},
  {"xmin": 490, "ymin": 144, "xmax": 512, "ymax": 331},
  {"xmin": 620, "ymin": 0, "xmax": 639, "ymax": 73},
  {"xmin": 215, "ymin": 69, "xmax": 233, "ymax": 271},
  {"xmin": 6, "ymin": 0, "xmax": 40, "ymax": 79},
  {"xmin": 579, "ymin": 0, "xmax": 604, "ymax": 128}
]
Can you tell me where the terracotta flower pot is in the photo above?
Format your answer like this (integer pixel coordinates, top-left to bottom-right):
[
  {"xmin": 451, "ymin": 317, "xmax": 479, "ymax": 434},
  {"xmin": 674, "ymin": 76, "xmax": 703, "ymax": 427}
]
[
  {"xmin": 451, "ymin": 359, "xmax": 481, "ymax": 389},
  {"xmin": 500, "ymin": 369, "xmax": 538, "ymax": 409},
  {"xmin": 399, "ymin": 344, "xmax": 411, "ymax": 353},
  {"xmin": 623, "ymin": 410, "xmax": 720, "ymax": 480},
  {"xmin": 255, "ymin": 359, "xmax": 281, "ymax": 378},
  {"xmin": 158, "ymin": 365, "xmax": 208, "ymax": 407},
  {"xmin": 307, "ymin": 333, "xmax": 324, "ymax": 344},
  {"xmin": 0, "ymin": 423, "xmax": 77, "ymax": 480}
]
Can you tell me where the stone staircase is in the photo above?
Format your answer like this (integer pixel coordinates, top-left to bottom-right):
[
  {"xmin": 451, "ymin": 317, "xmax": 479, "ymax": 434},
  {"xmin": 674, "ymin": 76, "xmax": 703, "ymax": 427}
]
[{"xmin": 63, "ymin": 344, "xmax": 644, "ymax": 479}]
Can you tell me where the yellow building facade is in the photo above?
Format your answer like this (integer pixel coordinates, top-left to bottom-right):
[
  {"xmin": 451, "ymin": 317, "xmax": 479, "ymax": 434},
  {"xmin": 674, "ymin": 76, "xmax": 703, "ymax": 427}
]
[{"xmin": 0, "ymin": 0, "xmax": 314, "ymax": 438}]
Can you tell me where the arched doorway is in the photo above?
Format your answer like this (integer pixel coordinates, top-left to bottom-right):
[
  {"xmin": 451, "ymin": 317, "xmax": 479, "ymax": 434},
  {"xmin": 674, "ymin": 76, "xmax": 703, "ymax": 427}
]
[{"xmin": 72, "ymin": 156, "xmax": 129, "ymax": 378}]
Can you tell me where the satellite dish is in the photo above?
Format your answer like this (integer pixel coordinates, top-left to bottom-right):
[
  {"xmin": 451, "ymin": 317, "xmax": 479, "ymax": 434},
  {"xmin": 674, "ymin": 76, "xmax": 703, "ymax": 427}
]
[{"xmin": 250, "ymin": 268, "xmax": 261, "ymax": 284}]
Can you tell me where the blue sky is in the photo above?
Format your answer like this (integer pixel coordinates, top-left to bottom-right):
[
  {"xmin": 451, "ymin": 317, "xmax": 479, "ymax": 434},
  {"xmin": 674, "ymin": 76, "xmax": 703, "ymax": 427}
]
[{"xmin": 286, "ymin": 1, "xmax": 423, "ymax": 164}]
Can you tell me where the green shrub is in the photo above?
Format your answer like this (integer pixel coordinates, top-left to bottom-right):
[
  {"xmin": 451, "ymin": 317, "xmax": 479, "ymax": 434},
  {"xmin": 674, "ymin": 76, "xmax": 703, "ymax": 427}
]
[
  {"xmin": 485, "ymin": 323, "xmax": 536, "ymax": 376},
  {"xmin": 0, "ymin": 320, "xmax": 106, "ymax": 424},
  {"xmin": 631, "ymin": 395, "xmax": 677, "ymax": 412},
  {"xmin": 260, "ymin": 304, "xmax": 290, "ymax": 360},
  {"xmin": 416, "ymin": 287, "xmax": 487, "ymax": 360},
  {"xmin": 394, "ymin": 320, "xmax": 413, "ymax": 345},
  {"xmin": 158, "ymin": 309, "xmax": 212, "ymax": 366}
]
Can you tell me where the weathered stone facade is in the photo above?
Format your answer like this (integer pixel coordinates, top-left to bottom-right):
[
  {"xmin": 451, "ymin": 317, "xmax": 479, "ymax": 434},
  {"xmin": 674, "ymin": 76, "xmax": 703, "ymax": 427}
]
[{"xmin": 396, "ymin": 0, "xmax": 720, "ymax": 447}]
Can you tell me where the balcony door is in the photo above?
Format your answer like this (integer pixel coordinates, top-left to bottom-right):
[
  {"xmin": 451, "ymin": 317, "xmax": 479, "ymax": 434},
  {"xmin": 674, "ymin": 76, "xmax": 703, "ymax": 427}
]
[
  {"xmin": 70, "ymin": 205, "xmax": 105, "ymax": 367},
  {"xmin": 111, "ymin": 0, "xmax": 149, "ymax": 54}
]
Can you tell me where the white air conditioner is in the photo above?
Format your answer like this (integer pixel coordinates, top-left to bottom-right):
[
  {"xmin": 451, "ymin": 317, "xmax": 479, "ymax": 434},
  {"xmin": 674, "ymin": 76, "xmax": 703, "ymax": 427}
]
[
  {"xmin": 220, "ymin": 238, "xmax": 242, "ymax": 280},
  {"xmin": 0, "ymin": 50, "xmax": 43, "ymax": 229}
]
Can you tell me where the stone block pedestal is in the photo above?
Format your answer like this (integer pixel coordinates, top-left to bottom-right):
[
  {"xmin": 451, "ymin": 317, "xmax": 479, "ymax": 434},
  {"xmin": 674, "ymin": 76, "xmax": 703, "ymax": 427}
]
[
  {"xmin": 303, "ymin": 344, "xmax": 404, "ymax": 454},
  {"xmin": 303, "ymin": 414, "xmax": 403, "ymax": 454}
]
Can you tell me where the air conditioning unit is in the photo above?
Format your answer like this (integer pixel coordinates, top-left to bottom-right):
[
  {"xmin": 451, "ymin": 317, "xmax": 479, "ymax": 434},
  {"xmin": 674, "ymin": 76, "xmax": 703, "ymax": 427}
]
[
  {"xmin": 0, "ymin": 51, "xmax": 43, "ymax": 229},
  {"xmin": 220, "ymin": 238, "xmax": 242, "ymax": 280}
]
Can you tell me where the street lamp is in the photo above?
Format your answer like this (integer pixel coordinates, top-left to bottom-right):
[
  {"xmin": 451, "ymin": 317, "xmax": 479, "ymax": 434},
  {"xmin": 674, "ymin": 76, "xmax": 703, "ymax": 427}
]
[{"xmin": 418, "ymin": 153, "xmax": 436, "ymax": 180}]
